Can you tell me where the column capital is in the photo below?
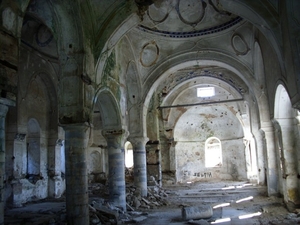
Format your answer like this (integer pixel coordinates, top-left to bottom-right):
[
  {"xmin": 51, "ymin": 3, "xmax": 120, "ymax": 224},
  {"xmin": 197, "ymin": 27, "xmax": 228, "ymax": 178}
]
[
  {"xmin": 102, "ymin": 129, "xmax": 127, "ymax": 137},
  {"xmin": 0, "ymin": 97, "xmax": 15, "ymax": 107},
  {"xmin": 127, "ymin": 136, "xmax": 149, "ymax": 146},
  {"xmin": 14, "ymin": 133, "xmax": 26, "ymax": 141},
  {"xmin": 0, "ymin": 103, "xmax": 9, "ymax": 117},
  {"xmin": 56, "ymin": 139, "xmax": 64, "ymax": 146},
  {"xmin": 60, "ymin": 122, "xmax": 91, "ymax": 131},
  {"xmin": 102, "ymin": 129, "xmax": 129, "ymax": 148},
  {"xmin": 260, "ymin": 122, "xmax": 274, "ymax": 133}
]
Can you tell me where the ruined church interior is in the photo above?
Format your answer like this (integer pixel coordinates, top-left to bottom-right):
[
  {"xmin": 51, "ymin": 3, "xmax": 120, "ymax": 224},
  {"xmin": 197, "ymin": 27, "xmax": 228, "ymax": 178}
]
[{"xmin": 1, "ymin": 0, "xmax": 300, "ymax": 224}]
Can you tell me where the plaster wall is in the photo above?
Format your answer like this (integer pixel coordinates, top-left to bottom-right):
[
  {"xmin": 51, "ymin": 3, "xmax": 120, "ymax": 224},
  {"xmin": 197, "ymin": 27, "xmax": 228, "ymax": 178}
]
[
  {"xmin": 87, "ymin": 147, "xmax": 108, "ymax": 183},
  {"xmin": 175, "ymin": 138, "xmax": 247, "ymax": 183},
  {"xmin": 173, "ymin": 105, "xmax": 247, "ymax": 182}
]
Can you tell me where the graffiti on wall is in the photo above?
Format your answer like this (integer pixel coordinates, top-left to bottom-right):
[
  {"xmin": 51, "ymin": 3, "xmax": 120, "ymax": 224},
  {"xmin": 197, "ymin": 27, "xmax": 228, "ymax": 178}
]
[{"xmin": 194, "ymin": 172, "xmax": 212, "ymax": 178}]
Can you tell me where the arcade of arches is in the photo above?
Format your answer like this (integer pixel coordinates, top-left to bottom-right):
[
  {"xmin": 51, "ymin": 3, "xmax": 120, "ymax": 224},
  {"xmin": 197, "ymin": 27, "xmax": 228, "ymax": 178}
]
[{"xmin": 1, "ymin": 0, "xmax": 300, "ymax": 224}]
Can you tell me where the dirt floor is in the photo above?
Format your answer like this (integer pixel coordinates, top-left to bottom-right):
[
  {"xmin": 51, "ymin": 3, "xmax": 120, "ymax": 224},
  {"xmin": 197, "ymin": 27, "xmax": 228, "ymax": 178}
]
[{"xmin": 4, "ymin": 180, "xmax": 300, "ymax": 225}]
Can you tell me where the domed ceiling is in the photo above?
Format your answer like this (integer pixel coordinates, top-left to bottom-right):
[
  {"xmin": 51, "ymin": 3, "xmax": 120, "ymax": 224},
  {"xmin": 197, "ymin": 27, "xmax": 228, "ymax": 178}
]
[{"xmin": 138, "ymin": 0, "xmax": 241, "ymax": 38}]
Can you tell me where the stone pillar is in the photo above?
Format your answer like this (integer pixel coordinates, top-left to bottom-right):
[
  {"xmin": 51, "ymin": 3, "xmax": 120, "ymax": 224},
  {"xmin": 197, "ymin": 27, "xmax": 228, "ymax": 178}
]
[
  {"xmin": 295, "ymin": 113, "xmax": 300, "ymax": 207},
  {"xmin": 12, "ymin": 133, "xmax": 26, "ymax": 207},
  {"xmin": 63, "ymin": 124, "xmax": 90, "ymax": 225},
  {"xmin": 253, "ymin": 130, "xmax": 266, "ymax": 185},
  {"xmin": 261, "ymin": 124, "xmax": 278, "ymax": 196},
  {"xmin": 48, "ymin": 139, "xmax": 64, "ymax": 198},
  {"xmin": 279, "ymin": 118, "xmax": 299, "ymax": 209},
  {"xmin": 128, "ymin": 136, "xmax": 148, "ymax": 197},
  {"xmin": 103, "ymin": 130, "xmax": 127, "ymax": 211},
  {"xmin": 146, "ymin": 140, "xmax": 162, "ymax": 187},
  {"xmin": 0, "ymin": 104, "xmax": 8, "ymax": 225}
]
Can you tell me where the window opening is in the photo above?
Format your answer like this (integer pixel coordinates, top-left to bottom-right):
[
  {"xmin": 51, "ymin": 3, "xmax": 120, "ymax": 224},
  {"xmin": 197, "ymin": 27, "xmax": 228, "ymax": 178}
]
[
  {"xmin": 205, "ymin": 137, "xmax": 222, "ymax": 167},
  {"xmin": 197, "ymin": 87, "xmax": 215, "ymax": 97},
  {"xmin": 125, "ymin": 141, "xmax": 134, "ymax": 168}
]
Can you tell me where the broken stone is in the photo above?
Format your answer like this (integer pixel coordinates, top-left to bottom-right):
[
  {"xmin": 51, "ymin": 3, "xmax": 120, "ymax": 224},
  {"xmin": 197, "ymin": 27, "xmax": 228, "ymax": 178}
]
[
  {"xmin": 133, "ymin": 216, "xmax": 147, "ymax": 223},
  {"xmin": 90, "ymin": 214, "xmax": 101, "ymax": 224},
  {"xmin": 133, "ymin": 196, "xmax": 141, "ymax": 208},
  {"xmin": 142, "ymin": 197, "xmax": 151, "ymax": 205},
  {"xmin": 91, "ymin": 201, "xmax": 119, "ymax": 220},
  {"xmin": 182, "ymin": 205, "xmax": 213, "ymax": 220},
  {"xmin": 126, "ymin": 203, "xmax": 135, "ymax": 211}
]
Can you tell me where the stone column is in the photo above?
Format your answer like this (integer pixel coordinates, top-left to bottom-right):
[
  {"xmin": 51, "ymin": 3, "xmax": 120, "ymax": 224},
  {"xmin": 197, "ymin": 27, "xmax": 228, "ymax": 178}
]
[
  {"xmin": 48, "ymin": 139, "xmax": 64, "ymax": 198},
  {"xmin": 12, "ymin": 133, "xmax": 26, "ymax": 207},
  {"xmin": 253, "ymin": 130, "xmax": 266, "ymax": 185},
  {"xmin": 279, "ymin": 118, "xmax": 299, "ymax": 209},
  {"xmin": 146, "ymin": 140, "xmax": 162, "ymax": 187},
  {"xmin": 261, "ymin": 124, "xmax": 278, "ymax": 196},
  {"xmin": 0, "ymin": 104, "xmax": 8, "ymax": 225},
  {"xmin": 128, "ymin": 136, "xmax": 148, "ymax": 197},
  {"xmin": 103, "ymin": 130, "xmax": 127, "ymax": 211},
  {"xmin": 63, "ymin": 124, "xmax": 90, "ymax": 225}
]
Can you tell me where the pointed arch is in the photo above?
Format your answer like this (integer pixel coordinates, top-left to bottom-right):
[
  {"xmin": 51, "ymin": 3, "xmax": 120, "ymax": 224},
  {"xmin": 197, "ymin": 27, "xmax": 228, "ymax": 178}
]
[{"xmin": 93, "ymin": 88, "xmax": 122, "ymax": 130}]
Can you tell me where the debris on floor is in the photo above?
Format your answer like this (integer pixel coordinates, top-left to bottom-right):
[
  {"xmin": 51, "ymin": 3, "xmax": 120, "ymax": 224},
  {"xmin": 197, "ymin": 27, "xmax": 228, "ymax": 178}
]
[
  {"xmin": 126, "ymin": 184, "xmax": 170, "ymax": 210},
  {"xmin": 5, "ymin": 181, "xmax": 300, "ymax": 225}
]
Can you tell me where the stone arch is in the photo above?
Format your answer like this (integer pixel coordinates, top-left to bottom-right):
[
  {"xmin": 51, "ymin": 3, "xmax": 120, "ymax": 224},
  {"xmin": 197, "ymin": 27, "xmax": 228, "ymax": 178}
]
[
  {"xmin": 161, "ymin": 75, "xmax": 245, "ymax": 129},
  {"xmin": 218, "ymin": 0, "xmax": 284, "ymax": 76},
  {"xmin": 274, "ymin": 84, "xmax": 299, "ymax": 208},
  {"xmin": 274, "ymin": 84, "xmax": 295, "ymax": 119},
  {"xmin": 21, "ymin": 73, "xmax": 51, "ymax": 131},
  {"xmin": 143, "ymin": 53, "xmax": 270, "ymax": 139},
  {"xmin": 93, "ymin": 88, "xmax": 122, "ymax": 130},
  {"xmin": 142, "ymin": 52, "xmax": 268, "ymax": 184}
]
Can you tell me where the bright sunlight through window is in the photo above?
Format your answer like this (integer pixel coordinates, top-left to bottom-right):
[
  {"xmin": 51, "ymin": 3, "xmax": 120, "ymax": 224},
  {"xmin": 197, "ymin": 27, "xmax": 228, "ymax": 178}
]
[
  {"xmin": 205, "ymin": 137, "xmax": 222, "ymax": 167},
  {"xmin": 197, "ymin": 87, "xmax": 215, "ymax": 97}
]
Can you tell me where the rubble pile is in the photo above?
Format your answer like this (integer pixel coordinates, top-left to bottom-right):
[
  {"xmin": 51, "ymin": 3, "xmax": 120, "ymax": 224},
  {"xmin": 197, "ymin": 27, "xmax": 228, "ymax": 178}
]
[
  {"xmin": 88, "ymin": 184, "xmax": 171, "ymax": 224},
  {"xmin": 89, "ymin": 200, "xmax": 150, "ymax": 225},
  {"xmin": 125, "ymin": 167, "xmax": 134, "ymax": 183},
  {"xmin": 86, "ymin": 177, "xmax": 172, "ymax": 224},
  {"xmin": 126, "ymin": 185, "xmax": 170, "ymax": 210},
  {"xmin": 88, "ymin": 183, "xmax": 109, "ymax": 197}
]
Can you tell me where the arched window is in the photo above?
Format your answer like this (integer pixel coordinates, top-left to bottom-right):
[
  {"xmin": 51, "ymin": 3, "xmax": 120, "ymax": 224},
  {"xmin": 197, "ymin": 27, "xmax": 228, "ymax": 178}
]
[
  {"xmin": 124, "ymin": 141, "xmax": 133, "ymax": 168},
  {"xmin": 205, "ymin": 137, "xmax": 222, "ymax": 167}
]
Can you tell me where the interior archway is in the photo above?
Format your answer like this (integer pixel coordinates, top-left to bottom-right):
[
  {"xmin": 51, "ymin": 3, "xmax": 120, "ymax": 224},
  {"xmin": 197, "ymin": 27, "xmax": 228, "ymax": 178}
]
[
  {"xmin": 148, "ymin": 64, "xmax": 260, "ymax": 184},
  {"xmin": 274, "ymin": 84, "xmax": 299, "ymax": 208}
]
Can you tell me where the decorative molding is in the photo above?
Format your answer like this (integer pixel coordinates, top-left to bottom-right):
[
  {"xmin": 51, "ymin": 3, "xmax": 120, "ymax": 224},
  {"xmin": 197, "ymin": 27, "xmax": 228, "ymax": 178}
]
[
  {"xmin": 161, "ymin": 70, "xmax": 247, "ymax": 96},
  {"xmin": 147, "ymin": 1, "xmax": 170, "ymax": 23},
  {"xmin": 137, "ymin": 17, "xmax": 242, "ymax": 38},
  {"xmin": 140, "ymin": 41, "xmax": 159, "ymax": 67},
  {"xmin": 35, "ymin": 24, "xmax": 53, "ymax": 47},
  {"xmin": 103, "ymin": 129, "xmax": 125, "ymax": 136},
  {"xmin": 175, "ymin": 0, "xmax": 207, "ymax": 27},
  {"xmin": 231, "ymin": 33, "xmax": 250, "ymax": 55}
]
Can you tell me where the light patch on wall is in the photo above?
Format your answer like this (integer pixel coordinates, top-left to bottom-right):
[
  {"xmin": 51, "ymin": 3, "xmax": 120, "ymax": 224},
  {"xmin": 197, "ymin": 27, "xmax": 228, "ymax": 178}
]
[{"xmin": 197, "ymin": 87, "xmax": 215, "ymax": 97}]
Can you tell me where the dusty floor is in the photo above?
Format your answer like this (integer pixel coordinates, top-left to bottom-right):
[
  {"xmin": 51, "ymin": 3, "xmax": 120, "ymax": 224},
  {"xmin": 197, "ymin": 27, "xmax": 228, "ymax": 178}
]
[{"xmin": 4, "ymin": 180, "xmax": 300, "ymax": 225}]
